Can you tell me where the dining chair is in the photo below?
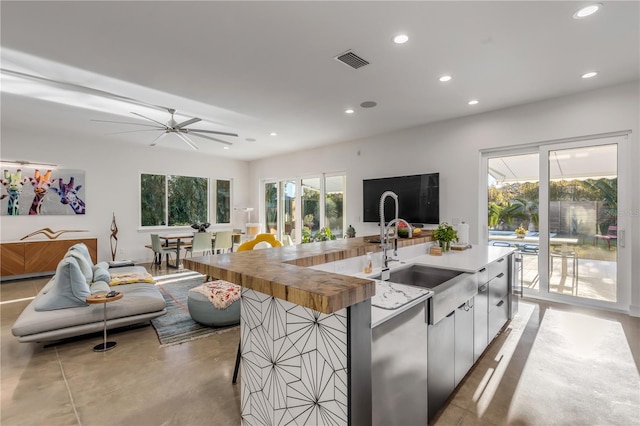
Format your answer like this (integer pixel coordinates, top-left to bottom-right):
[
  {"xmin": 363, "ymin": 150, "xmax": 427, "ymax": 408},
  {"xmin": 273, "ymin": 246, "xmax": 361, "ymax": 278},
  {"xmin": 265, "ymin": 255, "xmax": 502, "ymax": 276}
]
[
  {"xmin": 150, "ymin": 234, "xmax": 178, "ymax": 268},
  {"xmin": 186, "ymin": 232, "xmax": 213, "ymax": 257},
  {"xmin": 213, "ymin": 231, "xmax": 233, "ymax": 254}
]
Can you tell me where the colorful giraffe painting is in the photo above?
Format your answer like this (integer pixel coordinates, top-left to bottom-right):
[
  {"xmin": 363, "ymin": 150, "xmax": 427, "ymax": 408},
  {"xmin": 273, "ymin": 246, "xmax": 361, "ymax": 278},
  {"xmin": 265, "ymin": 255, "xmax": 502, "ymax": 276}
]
[
  {"xmin": 52, "ymin": 177, "xmax": 86, "ymax": 215},
  {"xmin": 1, "ymin": 169, "xmax": 28, "ymax": 215},
  {"xmin": 28, "ymin": 169, "xmax": 54, "ymax": 215}
]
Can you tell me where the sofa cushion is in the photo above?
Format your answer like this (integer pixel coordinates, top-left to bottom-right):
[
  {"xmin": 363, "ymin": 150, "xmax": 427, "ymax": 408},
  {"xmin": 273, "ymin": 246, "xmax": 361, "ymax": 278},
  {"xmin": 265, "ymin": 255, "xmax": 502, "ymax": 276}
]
[
  {"xmin": 34, "ymin": 257, "xmax": 91, "ymax": 311},
  {"xmin": 90, "ymin": 280, "xmax": 111, "ymax": 294},
  {"xmin": 66, "ymin": 244, "xmax": 93, "ymax": 283}
]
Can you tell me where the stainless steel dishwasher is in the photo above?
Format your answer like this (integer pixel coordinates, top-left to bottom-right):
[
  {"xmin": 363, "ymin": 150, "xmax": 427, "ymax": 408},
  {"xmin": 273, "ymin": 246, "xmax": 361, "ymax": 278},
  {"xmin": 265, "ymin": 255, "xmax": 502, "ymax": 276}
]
[{"xmin": 372, "ymin": 300, "xmax": 428, "ymax": 426}]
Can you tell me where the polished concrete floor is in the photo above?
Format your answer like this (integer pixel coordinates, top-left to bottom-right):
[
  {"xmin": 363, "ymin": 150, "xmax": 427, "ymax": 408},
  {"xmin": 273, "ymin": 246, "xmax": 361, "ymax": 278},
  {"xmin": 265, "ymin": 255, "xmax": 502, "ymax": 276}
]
[{"xmin": 2, "ymin": 265, "xmax": 639, "ymax": 425}]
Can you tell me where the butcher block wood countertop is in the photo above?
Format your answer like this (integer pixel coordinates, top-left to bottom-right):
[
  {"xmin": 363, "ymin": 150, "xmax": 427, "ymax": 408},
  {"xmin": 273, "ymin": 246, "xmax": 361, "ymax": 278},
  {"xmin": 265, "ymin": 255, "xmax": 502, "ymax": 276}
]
[{"xmin": 183, "ymin": 233, "xmax": 434, "ymax": 314}]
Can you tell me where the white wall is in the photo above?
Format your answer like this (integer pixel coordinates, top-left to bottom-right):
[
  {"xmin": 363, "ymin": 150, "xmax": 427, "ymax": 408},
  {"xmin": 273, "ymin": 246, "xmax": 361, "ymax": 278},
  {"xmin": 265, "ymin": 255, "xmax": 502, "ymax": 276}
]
[
  {"xmin": 0, "ymin": 126, "xmax": 251, "ymax": 264},
  {"xmin": 249, "ymin": 81, "xmax": 640, "ymax": 314}
]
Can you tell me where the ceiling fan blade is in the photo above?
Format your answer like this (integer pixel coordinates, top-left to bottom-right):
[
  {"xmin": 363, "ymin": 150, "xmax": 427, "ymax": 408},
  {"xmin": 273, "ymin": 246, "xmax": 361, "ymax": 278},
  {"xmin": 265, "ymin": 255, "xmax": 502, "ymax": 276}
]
[
  {"xmin": 175, "ymin": 117, "xmax": 201, "ymax": 129},
  {"xmin": 150, "ymin": 132, "xmax": 167, "ymax": 147},
  {"xmin": 186, "ymin": 129, "xmax": 238, "ymax": 137},
  {"xmin": 175, "ymin": 132, "xmax": 199, "ymax": 150},
  {"xmin": 105, "ymin": 129, "xmax": 164, "ymax": 135},
  {"xmin": 187, "ymin": 131, "xmax": 233, "ymax": 146},
  {"xmin": 131, "ymin": 112, "xmax": 169, "ymax": 128},
  {"xmin": 91, "ymin": 119, "xmax": 162, "ymax": 128}
]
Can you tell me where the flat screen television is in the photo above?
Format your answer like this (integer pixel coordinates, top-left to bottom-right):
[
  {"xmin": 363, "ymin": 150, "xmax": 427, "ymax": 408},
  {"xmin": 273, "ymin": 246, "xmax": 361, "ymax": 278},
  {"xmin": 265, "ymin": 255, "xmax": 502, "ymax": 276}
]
[{"xmin": 363, "ymin": 173, "xmax": 439, "ymax": 225}]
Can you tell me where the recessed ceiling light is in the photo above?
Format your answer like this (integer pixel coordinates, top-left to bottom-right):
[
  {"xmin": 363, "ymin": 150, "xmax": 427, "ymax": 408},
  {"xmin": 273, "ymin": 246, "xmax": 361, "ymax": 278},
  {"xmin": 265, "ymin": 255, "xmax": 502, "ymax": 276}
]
[
  {"xmin": 269, "ymin": 132, "xmax": 277, "ymax": 136},
  {"xmin": 223, "ymin": 146, "xmax": 229, "ymax": 150},
  {"xmin": 573, "ymin": 3, "xmax": 602, "ymax": 19},
  {"xmin": 345, "ymin": 109, "xmax": 355, "ymax": 114},
  {"xmin": 468, "ymin": 99, "xmax": 479, "ymax": 105},
  {"xmin": 439, "ymin": 75, "xmax": 452, "ymax": 82},
  {"xmin": 245, "ymin": 138, "xmax": 256, "ymax": 142},
  {"xmin": 393, "ymin": 34, "xmax": 409, "ymax": 44},
  {"xmin": 581, "ymin": 71, "xmax": 598, "ymax": 79}
]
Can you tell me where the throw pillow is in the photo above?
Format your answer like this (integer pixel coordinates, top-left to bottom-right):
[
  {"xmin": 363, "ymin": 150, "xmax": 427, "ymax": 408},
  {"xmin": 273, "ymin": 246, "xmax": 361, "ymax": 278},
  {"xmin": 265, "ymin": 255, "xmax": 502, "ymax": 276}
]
[
  {"xmin": 93, "ymin": 267, "xmax": 111, "ymax": 284},
  {"xmin": 34, "ymin": 257, "xmax": 91, "ymax": 311},
  {"xmin": 66, "ymin": 244, "xmax": 93, "ymax": 284},
  {"xmin": 94, "ymin": 261, "xmax": 110, "ymax": 271}
]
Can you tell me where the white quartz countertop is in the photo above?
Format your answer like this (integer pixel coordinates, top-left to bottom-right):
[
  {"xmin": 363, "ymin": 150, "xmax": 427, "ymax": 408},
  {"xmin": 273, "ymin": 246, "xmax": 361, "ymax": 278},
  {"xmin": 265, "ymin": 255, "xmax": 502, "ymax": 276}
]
[
  {"xmin": 365, "ymin": 245, "xmax": 515, "ymax": 328},
  {"xmin": 404, "ymin": 245, "xmax": 515, "ymax": 273}
]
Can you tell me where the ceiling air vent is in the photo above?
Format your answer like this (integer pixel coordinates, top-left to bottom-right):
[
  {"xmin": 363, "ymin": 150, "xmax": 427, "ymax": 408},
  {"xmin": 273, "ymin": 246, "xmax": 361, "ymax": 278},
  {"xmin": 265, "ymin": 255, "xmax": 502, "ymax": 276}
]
[{"xmin": 334, "ymin": 50, "xmax": 370, "ymax": 70}]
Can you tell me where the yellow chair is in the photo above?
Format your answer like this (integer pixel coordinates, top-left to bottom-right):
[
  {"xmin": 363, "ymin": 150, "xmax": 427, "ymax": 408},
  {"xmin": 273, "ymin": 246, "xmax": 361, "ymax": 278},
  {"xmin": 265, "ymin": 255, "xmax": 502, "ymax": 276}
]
[{"xmin": 237, "ymin": 233, "xmax": 283, "ymax": 251}]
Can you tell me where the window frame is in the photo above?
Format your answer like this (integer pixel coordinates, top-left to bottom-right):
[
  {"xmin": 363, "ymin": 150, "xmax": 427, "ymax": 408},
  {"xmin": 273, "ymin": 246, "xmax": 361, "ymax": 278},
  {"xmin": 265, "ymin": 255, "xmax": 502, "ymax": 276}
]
[{"xmin": 139, "ymin": 172, "xmax": 232, "ymax": 230}]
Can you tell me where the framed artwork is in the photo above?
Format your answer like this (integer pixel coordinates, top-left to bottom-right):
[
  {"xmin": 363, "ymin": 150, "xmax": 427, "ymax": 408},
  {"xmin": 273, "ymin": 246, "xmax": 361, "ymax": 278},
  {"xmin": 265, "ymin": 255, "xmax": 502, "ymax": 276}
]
[{"xmin": 1, "ymin": 168, "xmax": 86, "ymax": 216}]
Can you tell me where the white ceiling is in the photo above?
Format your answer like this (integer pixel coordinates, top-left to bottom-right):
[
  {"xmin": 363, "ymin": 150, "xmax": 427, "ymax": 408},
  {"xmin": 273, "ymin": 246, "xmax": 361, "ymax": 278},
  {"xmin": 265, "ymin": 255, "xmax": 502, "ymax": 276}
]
[{"xmin": 1, "ymin": 1, "xmax": 638, "ymax": 161}]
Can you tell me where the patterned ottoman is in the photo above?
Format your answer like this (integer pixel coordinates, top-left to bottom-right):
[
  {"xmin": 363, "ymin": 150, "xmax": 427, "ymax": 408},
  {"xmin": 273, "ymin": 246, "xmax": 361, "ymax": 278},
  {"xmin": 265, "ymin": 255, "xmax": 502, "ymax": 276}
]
[{"xmin": 187, "ymin": 280, "xmax": 241, "ymax": 327}]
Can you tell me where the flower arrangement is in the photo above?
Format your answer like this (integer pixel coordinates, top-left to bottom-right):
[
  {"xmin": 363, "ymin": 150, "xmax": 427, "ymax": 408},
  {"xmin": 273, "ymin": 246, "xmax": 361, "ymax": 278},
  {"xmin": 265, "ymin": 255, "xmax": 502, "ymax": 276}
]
[{"xmin": 515, "ymin": 225, "xmax": 527, "ymax": 237}]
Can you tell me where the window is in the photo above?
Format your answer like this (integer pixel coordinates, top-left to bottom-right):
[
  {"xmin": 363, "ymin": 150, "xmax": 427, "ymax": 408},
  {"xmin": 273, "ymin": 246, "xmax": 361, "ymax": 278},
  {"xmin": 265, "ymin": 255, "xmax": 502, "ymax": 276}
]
[{"xmin": 140, "ymin": 173, "xmax": 231, "ymax": 227}]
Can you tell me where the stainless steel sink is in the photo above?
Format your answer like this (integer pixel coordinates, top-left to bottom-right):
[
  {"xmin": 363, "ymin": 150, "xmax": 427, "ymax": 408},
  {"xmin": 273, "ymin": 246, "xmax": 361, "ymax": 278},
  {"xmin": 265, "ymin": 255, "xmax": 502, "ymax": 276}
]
[
  {"xmin": 373, "ymin": 264, "xmax": 464, "ymax": 289},
  {"xmin": 373, "ymin": 264, "xmax": 478, "ymax": 324}
]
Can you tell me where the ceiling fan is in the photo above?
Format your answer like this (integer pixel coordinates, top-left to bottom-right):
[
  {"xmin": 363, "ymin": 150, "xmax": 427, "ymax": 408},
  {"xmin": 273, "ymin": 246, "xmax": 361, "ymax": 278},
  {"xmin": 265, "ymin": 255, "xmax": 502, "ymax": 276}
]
[{"xmin": 94, "ymin": 108, "xmax": 238, "ymax": 150}]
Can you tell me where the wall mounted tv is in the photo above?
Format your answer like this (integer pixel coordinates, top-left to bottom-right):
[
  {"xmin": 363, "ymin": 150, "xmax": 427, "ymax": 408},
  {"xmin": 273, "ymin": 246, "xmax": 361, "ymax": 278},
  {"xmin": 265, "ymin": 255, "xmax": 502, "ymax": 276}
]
[{"xmin": 363, "ymin": 173, "xmax": 439, "ymax": 225}]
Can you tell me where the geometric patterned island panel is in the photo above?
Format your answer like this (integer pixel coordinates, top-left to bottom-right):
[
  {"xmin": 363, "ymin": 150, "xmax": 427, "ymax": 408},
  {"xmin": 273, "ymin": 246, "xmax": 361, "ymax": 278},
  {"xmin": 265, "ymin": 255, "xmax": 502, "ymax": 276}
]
[{"xmin": 240, "ymin": 288, "xmax": 348, "ymax": 425}]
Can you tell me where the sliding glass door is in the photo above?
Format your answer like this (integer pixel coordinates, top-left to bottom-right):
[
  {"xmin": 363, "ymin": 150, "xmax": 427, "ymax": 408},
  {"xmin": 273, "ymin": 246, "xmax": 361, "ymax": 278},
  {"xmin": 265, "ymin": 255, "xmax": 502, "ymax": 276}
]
[
  {"xmin": 485, "ymin": 135, "xmax": 627, "ymax": 310},
  {"xmin": 263, "ymin": 173, "xmax": 346, "ymax": 244},
  {"xmin": 544, "ymin": 143, "xmax": 618, "ymax": 302}
]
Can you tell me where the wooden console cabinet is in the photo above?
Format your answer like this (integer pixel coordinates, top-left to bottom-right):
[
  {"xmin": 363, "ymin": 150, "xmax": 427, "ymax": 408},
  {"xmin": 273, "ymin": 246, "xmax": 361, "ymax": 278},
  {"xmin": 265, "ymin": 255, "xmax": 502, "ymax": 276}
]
[{"xmin": 1, "ymin": 238, "xmax": 97, "ymax": 279}]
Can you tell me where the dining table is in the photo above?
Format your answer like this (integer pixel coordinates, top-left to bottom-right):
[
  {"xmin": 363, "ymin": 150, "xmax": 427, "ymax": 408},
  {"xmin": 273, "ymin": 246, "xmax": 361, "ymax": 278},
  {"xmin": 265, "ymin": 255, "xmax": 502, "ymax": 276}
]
[
  {"xmin": 158, "ymin": 233, "xmax": 194, "ymax": 268},
  {"xmin": 489, "ymin": 234, "xmax": 579, "ymax": 278},
  {"xmin": 158, "ymin": 232, "xmax": 244, "ymax": 268}
]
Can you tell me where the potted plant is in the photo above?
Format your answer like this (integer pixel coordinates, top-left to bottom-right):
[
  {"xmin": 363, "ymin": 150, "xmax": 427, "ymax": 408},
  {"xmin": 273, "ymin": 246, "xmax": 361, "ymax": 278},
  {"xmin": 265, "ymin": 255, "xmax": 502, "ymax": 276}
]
[
  {"xmin": 515, "ymin": 224, "xmax": 527, "ymax": 238},
  {"xmin": 433, "ymin": 222, "xmax": 458, "ymax": 252}
]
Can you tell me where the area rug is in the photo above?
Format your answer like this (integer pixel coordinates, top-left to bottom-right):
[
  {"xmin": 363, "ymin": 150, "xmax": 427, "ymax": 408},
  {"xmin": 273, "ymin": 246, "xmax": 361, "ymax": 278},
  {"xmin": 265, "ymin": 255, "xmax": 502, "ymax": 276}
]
[{"xmin": 151, "ymin": 272, "xmax": 239, "ymax": 347}]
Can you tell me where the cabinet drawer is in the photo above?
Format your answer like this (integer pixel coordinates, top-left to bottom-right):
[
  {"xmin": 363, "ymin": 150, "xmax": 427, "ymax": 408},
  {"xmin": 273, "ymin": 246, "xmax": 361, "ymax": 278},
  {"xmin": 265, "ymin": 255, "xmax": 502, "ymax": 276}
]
[
  {"xmin": 477, "ymin": 266, "xmax": 489, "ymax": 286},
  {"xmin": 488, "ymin": 273, "xmax": 508, "ymax": 309},
  {"xmin": 488, "ymin": 296, "xmax": 508, "ymax": 340},
  {"xmin": 488, "ymin": 256, "xmax": 508, "ymax": 280}
]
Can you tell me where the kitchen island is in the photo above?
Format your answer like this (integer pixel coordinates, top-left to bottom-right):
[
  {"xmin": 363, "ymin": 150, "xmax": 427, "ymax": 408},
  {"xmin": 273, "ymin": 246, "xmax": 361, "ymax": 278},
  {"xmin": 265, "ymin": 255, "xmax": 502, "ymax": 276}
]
[{"xmin": 183, "ymin": 236, "xmax": 514, "ymax": 425}]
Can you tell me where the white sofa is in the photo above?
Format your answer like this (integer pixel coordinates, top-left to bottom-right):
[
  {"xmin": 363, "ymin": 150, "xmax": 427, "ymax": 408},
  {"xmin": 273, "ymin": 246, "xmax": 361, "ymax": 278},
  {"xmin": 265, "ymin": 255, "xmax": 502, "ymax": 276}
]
[{"xmin": 11, "ymin": 244, "xmax": 166, "ymax": 343}]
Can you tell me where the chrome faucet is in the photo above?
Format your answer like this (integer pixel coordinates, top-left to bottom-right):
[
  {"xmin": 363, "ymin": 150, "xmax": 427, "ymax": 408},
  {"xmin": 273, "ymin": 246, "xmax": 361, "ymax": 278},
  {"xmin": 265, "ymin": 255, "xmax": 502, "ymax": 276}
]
[{"xmin": 379, "ymin": 191, "xmax": 412, "ymax": 280}]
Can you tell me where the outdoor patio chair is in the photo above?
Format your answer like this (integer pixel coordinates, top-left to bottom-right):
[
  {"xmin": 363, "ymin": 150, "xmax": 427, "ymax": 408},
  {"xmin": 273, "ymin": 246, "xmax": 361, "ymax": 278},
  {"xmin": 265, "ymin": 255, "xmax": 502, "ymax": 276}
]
[
  {"xmin": 550, "ymin": 246, "xmax": 579, "ymax": 295},
  {"xmin": 594, "ymin": 225, "xmax": 617, "ymax": 250}
]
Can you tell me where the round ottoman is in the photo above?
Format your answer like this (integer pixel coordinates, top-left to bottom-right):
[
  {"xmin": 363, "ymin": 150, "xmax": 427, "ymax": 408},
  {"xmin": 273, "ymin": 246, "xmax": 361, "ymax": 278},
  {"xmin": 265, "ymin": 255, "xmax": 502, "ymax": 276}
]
[{"xmin": 187, "ymin": 281, "xmax": 241, "ymax": 327}]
